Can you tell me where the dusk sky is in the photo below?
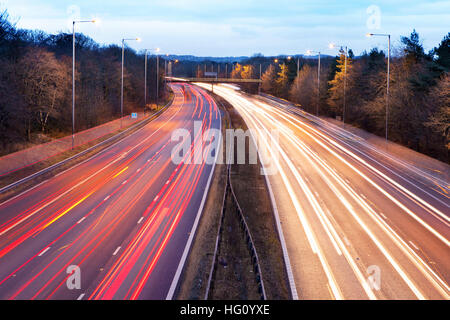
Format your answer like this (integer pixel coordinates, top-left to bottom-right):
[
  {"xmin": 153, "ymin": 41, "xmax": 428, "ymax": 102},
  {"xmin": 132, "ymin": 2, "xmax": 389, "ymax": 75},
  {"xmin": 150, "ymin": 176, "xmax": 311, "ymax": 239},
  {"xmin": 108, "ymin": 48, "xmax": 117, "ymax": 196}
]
[{"xmin": 1, "ymin": 0, "xmax": 449, "ymax": 57}]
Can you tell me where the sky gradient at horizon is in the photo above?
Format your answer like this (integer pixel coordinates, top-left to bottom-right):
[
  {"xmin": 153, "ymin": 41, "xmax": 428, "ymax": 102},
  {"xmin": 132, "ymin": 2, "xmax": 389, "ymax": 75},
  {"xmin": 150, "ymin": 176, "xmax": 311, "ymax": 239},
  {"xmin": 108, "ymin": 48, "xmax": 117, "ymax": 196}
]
[{"xmin": 1, "ymin": 0, "xmax": 449, "ymax": 57}]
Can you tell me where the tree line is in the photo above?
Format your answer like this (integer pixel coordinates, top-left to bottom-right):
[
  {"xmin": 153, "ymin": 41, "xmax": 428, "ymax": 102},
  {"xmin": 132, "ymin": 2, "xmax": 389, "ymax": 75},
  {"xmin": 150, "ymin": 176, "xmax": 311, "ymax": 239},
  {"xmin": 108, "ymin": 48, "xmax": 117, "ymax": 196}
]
[
  {"xmin": 0, "ymin": 8, "xmax": 448, "ymax": 162},
  {"xmin": 233, "ymin": 31, "xmax": 449, "ymax": 162},
  {"xmin": 0, "ymin": 10, "xmax": 166, "ymax": 155}
]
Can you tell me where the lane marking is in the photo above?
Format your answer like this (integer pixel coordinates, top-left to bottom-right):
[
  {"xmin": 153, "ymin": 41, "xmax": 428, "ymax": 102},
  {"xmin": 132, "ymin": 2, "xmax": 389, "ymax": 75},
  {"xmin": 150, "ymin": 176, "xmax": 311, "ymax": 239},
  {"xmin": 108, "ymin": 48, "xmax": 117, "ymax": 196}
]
[
  {"xmin": 113, "ymin": 246, "xmax": 121, "ymax": 256},
  {"xmin": 137, "ymin": 217, "xmax": 144, "ymax": 224},
  {"xmin": 409, "ymin": 241, "xmax": 419, "ymax": 251},
  {"xmin": 166, "ymin": 90, "xmax": 222, "ymax": 300},
  {"xmin": 343, "ymin": 237, "xmax": 351, "ymax": 246},
  {"xmin": 77, "ymin": 217, "xmax": 86, "ymax": 224},
  {"xmin": 113, "ymin": 166, "xmax": 128, "ymax": 179},
  {"xmin": 38, "ymin": 247, "xmax": 51, "ymax": 257},
  {"xmin": 77, "ymin": 293, "xmax": 85, "ymax": 300},
  {"xmin": 40, "ymin": 191, "xmax": 94, "ymax": 231},
  {"xmin": 212, "ymin": 85, "xmax": 449, "ymax": 299},
  {"xmin": 0, "ymin": 92, "xmax": 182, "ymax": 241}
]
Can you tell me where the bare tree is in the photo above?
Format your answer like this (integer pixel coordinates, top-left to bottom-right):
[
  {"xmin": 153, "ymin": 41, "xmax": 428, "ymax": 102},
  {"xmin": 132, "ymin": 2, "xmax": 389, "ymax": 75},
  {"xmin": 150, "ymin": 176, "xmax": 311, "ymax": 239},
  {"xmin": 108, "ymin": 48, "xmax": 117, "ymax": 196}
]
[
  {"xmin": 426, "ymin": 73, "xmax": 450, "ymax": 152},
  {"xmin": 289, "ymin": 64, "xmax": 317, "ymax": 113},
  {"xmin": 15, "ymin": 47, "xmax": 70, "ymax": 138}
]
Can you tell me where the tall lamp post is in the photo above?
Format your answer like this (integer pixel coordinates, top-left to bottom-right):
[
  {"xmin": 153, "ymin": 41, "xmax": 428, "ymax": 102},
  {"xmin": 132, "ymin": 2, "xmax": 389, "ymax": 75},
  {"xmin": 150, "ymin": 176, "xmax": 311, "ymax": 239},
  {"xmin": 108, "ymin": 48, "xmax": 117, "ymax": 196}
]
[
  {"xmin": 258, "ymin": 63, "xmax": 262, "ymax": 95},
  {"xmin": 144, "ymin": 48, "xmax": 160, "ymax": 114},
  {"xmin": 121, "ymin": 37, "xmax": 141, "ymax": 128},
  {"xmin": 72, "ymin": 19, "xmax": 98, "ymax": 149},
  {"xmin": 329, "ymin": 43, "xmax": 348, "ymax": 124},
  {"xmin": 156, "ymin": 53, "xmax": 160, "ymax": 107},
  {"xmin": 367, "ymin": 33, "xmax": 391, "ymax": 141},
  {"xmin": 164, "ymin": 55, "xmax": 178, "ymax": 96},
  {"xmin": 164, "ymin": 53, "xmax": 169, "ymax": 98},
  {"xmin": 287, "ymin": 56, "xmax": 300, "ymax": 77},
  {"xmin": 306, "ymin": 50, "xmax": 321, "ymax": 116}
]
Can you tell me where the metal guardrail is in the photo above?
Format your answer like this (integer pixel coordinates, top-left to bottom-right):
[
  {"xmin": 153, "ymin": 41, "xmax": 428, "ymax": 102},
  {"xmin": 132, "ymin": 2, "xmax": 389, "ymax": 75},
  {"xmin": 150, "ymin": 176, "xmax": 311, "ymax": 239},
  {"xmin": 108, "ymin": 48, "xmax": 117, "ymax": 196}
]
[
  {"xmin": 0, "ymin": 99, "xmax": 173, "ymax": 195},
  {"xmin": 204, "ymin": 100, "xmax": 266, "ymax": 300}
]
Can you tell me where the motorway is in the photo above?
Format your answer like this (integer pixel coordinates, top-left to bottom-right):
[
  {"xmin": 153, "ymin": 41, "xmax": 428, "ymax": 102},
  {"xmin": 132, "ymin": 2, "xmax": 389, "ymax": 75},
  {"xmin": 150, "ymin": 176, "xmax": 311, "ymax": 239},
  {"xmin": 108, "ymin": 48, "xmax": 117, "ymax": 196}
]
[
  {"xmin": 203, "ymin": 83, "xmax": 449, "ymax": 300},
  {"xmin": 0, "ymin": 83, "xmax": 221, "ymax": 300}
]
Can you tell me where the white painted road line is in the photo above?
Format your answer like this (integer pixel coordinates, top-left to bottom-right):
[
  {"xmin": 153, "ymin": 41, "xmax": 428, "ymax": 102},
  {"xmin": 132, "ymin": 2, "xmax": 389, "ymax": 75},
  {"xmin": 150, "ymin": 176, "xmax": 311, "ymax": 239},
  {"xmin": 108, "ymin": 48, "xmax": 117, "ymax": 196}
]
[
  {"xmin": 38, "ymin": 247, "xmax": 51, "ymax": 257},
  {"xmin": 409, "ymin": 241, "xmax": 419, "ymax": 251},
  {"xmin": 113, "ymin": 246, "xmax": 121, "ymax": 256}
]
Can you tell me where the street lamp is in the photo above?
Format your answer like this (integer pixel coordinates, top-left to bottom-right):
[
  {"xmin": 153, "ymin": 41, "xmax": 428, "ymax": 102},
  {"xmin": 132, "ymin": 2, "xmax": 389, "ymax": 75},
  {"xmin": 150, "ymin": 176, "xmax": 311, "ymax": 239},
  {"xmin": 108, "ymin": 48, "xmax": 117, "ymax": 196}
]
[
  {"xmin": 72, "ymin": 18, "xmax": 98, "ymax": 149},
  {"xmin": 167, "ymin": 58, "xmax": 178, "ymax": 76},
  {"xmin": 367, "ymin": 33, "xmax": 391, "ymax": 141},
  {"xmin": 121, "ymin": 37, "xmax": 141, "ymax": 128},
  {"xmin": 306, "ymin": 50, "xmax": 321, "ymax": 116},
  {"xmin": 164, "ymin": 53, "xmax": 169, "ymax": 97},
  {"xmin": 144, "ymin": 47, "xmax": 160, "ymax": 114},
  {"xmin": 287, "ymin": 55, "xmax": 300, "ymax": 76},
  {"xmin": 329, "ymin": 43, "xmax": 348, "ymax": 124},
  {"xmin": 258, "ymin": 63, "xmax": 262, "ymax": 95},
  {"xmin": 156, "ymin": 51, "xmax": 160, "ymax": 107}
]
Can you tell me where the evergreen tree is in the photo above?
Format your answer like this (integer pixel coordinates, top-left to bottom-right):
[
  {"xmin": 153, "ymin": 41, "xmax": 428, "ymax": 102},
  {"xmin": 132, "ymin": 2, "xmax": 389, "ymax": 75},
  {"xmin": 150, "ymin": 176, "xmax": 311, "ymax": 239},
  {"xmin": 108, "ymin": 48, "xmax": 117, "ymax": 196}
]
[{"xmin": 432, "ymin": 33, "xmax": 450, "ymax": 71}]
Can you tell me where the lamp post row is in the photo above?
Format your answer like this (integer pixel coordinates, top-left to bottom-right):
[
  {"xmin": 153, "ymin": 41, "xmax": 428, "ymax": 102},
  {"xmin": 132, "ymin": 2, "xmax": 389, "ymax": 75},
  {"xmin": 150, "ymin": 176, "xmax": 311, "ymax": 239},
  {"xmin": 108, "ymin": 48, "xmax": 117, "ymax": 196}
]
[
  {"xmin": 73, "ymin": 25, "xmax": 391, "ymax": 148},
  {"xmin": 72, "ymin": 19, "xmax": 97, "ymax": 149},
  {"xmin": 144, "ymin": 47, "xmax": 160, "ymax": 117},
  {"xmin": 367, "ymin": 33, "xmax": 391, "ymax": 142},
  {"xmin": 306, "ymin": 35, "xmax": 390, "ymax": 142},
  {"xmin": 72, "ymin": 20, "xmax": 165, "ymax": 148}
]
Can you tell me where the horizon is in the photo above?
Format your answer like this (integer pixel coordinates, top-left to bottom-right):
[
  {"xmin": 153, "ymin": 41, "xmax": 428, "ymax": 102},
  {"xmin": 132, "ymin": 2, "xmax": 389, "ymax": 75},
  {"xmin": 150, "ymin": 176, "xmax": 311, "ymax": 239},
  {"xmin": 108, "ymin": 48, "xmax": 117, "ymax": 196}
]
[{"xmin": 1, "ymin": 0, "xmax": 448, "ymax": 57}]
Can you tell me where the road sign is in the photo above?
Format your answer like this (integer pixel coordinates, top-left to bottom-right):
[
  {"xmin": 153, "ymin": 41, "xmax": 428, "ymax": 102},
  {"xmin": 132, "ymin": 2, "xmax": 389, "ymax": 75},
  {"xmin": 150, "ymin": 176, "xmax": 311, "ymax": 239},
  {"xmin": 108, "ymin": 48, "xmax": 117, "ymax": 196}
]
[{"xmin": 131, "ymin": 113, "xmax": 137, "ymax": 119}]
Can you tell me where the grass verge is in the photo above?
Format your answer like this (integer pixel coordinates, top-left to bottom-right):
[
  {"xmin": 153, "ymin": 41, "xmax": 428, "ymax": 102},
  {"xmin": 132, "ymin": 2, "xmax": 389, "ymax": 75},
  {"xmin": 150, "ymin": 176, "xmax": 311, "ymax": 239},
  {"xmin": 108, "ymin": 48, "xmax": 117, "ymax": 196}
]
[{"xmin": 176, "ymin": 92, "xmax": 291, "ymax": 300}]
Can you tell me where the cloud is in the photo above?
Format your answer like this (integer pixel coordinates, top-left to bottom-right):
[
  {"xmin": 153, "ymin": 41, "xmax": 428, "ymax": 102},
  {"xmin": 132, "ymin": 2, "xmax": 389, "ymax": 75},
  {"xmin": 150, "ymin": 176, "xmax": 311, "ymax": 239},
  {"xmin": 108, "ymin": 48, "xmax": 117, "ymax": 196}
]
[{"xmin": 1, "ymin": 0, "xmax": 448, "ymax": 56}]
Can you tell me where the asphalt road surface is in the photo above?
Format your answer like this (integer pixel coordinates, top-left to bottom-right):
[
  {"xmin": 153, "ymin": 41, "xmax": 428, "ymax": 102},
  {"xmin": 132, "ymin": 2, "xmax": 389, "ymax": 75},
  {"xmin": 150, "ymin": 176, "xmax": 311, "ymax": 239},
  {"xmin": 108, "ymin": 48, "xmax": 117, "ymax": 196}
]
[
  {"xmin": 0, "ymin": 83, "xmax": 221, "ymax": 300},
  {"xmin": 204, "ymin": 83, "xmax": 449, "ymax": 300}
]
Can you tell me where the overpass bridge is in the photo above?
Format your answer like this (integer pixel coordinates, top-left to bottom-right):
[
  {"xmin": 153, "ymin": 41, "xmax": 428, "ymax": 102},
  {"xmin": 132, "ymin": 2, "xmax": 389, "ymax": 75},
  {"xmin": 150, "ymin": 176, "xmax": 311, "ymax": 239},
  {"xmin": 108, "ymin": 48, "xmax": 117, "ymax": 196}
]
[{"xmin": 165, "ymin": 76, "xmax": 261, "ymax": 84}]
